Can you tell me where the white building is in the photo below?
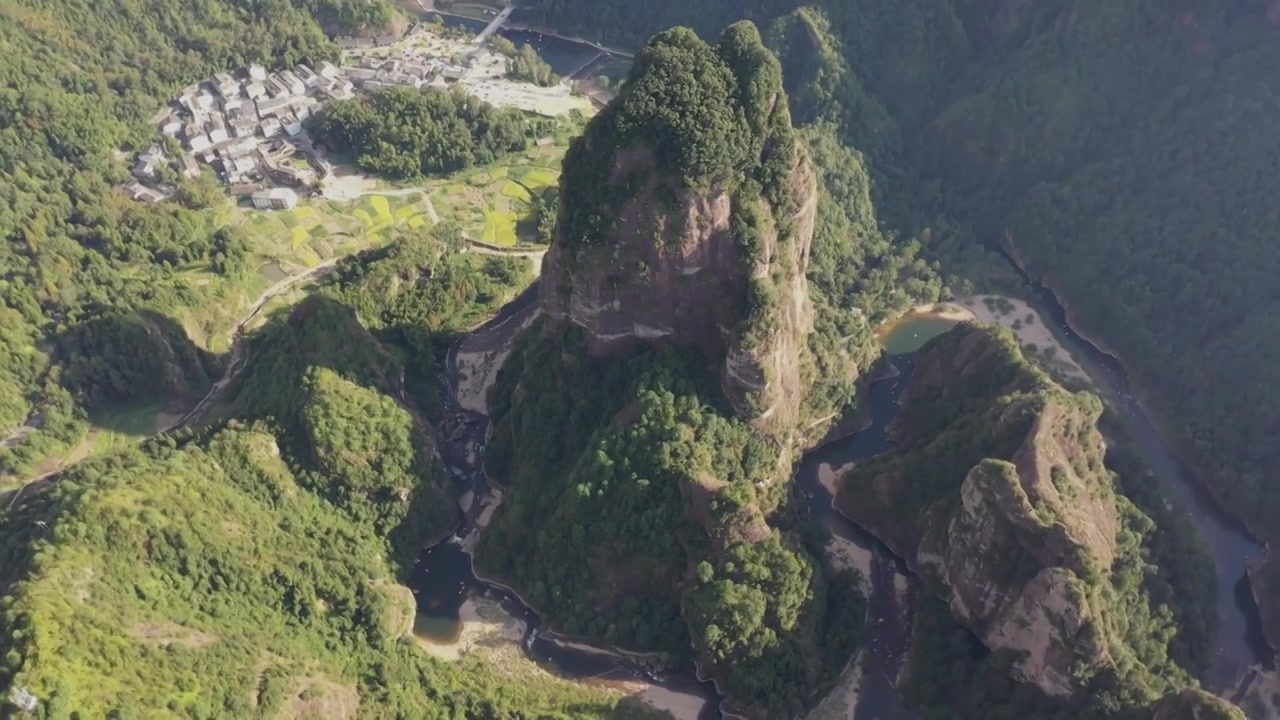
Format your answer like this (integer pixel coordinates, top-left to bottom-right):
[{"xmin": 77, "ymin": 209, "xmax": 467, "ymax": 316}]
[
  {"xmin": 282, "ymin": 114, "xmax": 303, "ymax": 137},
  {"xmin": 125, "ymin": 181, "xmax": 166, "ymax": 203},
  {"xmin": 319, "ymin": 61, "xmax": 340, "ymax": 79},
  {"xmin": 213, "ymin": 72, "xmax": 239, "ymax": 100},
  {"xmin": 296, "ymin": 64, "xmax": 322, "ymax": 88},
  {"xmin": 261, "ymin": 117, "xmax": 282, "ymax": 138},
  {"xmin": 194, "ymin": 92, "xmax": 216, "ymax": 111},
  {"xmin": 251, "ymin": 187, "xmax": 298, "ymax": 210},
  {"xmin": 255, "ymin": 97, "xmax": 291, "ymax": 117},
  {"xmin": 160, "ymin": 118, "xmax": 183, "ymax": 136},
  {"xmin": 245, "ymin": 81, "xmax": 266, "ymax": 100},
  {"xmin": 189, "ymin": 134, "xmax": 213, "ymax": 153},
  {"xmin": 278, "ymin": 70, "xmax": 306, "ymax": 96},
  {"xmin": 249, "ymin": 64, "xmax": 268, "ymax": 81}
]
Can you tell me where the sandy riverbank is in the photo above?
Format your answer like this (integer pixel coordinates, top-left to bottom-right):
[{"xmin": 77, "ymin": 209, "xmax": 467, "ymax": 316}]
[
  {"xmin": 454, "ymin": 308, "xmax": 540, "ymax": 413},
  {"xmin": 416, "ymin": 596, "xmax": 526, "ymax": 661},
  {"xmin": 909, "ymin": 296, "xmax": 1090, "ymax": 384},
  {"xmin": 608, "ymin": 679, "xmax": 712, "ymax": 719}
]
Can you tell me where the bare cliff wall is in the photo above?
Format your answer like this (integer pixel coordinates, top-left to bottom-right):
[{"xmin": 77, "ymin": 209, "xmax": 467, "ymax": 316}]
[{"xmin": 538, "ymin": 22, "xmax": 819, "ymax": 437}]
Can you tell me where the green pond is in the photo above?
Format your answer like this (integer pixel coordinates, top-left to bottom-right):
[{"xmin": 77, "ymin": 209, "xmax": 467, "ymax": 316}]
[{"xmin": 879, "ymin": 314, "xmax": 961, "ymax": 355}]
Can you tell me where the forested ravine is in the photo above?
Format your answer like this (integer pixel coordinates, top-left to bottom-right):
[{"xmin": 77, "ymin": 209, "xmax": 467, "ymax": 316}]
[
  {"xmin": 1000, "ymin": 255, "xmax": 1272, "ymax": 692},
  {"xmin": 410, "ymin": 284, "xmax": 928, "ymax": 719},
  {"xmin": 409, "ymin": 284, "xmax": 723, "ymax": 717}
]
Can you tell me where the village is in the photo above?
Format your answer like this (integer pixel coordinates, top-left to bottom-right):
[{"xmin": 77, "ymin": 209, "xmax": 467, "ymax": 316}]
[{"xmin": 123, "ymin": 20, "xmax": 598, "ymax": 209}]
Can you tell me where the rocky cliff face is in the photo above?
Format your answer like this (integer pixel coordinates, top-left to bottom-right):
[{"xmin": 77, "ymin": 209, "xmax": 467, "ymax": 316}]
[
  {"xmin": 540, "ymin": 22, "xmax": 817, "ymax": 433},
  {"xmin": 837, "ymin": 325, "xmax": 1131, "ymax": 698}
]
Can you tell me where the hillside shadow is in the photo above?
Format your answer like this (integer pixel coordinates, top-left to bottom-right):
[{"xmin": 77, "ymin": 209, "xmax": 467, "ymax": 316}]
[
  {"xmin": 51, "ymin": 308, "xmax": 219, "ymax": 421},
  {"xmin": 215, "ymin": 293, "xmax": 453, "ymax": 578}
]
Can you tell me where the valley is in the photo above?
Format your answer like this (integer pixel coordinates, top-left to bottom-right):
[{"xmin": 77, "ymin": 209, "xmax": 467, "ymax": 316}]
[{"xmin": 0, "ymin": 0, "xmax": 1275, "ymax": 719}]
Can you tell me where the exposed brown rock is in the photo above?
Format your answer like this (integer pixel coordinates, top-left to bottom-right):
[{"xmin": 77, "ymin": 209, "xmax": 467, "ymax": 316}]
[{"xmin": 539, "ymin": 139, "xmax": 817, "ymax": 435}]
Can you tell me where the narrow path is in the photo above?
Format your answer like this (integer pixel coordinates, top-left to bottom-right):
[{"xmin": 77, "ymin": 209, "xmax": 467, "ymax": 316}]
[
  {"xmin": 4, "ymin": 260, "xmax": 343, "ymax": 511},
  {"xmin": 1, "ymin": 417, "xmax": 39, "ymax": 450},
  {"xmin": 170, "ymin": 258, "xmax": 342, "ymax": 432}
]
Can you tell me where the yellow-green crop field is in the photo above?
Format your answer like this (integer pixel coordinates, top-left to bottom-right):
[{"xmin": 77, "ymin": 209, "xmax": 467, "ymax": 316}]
[{"xmin": 429, "ymin": 141, "xmax": 564, "ymax": 246}]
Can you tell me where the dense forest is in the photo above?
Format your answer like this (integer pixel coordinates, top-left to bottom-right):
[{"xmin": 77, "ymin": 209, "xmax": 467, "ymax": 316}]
[
  {"xmin": 2, "ymin": 0, "xmax": 1276, "ymax": 715},
  {"xmin": 0, "ymin": 424, "xmax": 661, "ymax": 716},
  {"xmin": 307, "ymin": 86, "xmax": 553, "ymax": 179},
  {"xmin": 516, "ymin": 0, "xmax": 1280, "ymax": 674},
  {"xmin": 482, "ymin": 325, "xmax": 865, "ymax": 716}
]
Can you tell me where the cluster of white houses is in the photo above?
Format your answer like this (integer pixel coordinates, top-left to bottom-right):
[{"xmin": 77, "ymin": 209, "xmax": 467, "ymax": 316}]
[
  {"xmin": 127, "ymin": 61, "xmax": 354, "ymax": 204},
  {"xmin": 124, "ymin": 25, "xmax": 505, "ymax": 208}
]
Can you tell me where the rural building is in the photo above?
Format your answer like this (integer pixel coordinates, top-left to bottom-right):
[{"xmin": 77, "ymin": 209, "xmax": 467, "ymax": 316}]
[
  {"xmin": 212, "ymin": 72, "xmax": 239, "ymax": 100},
  {"xmin": 251, "ymin": 187, "xmax": 298, "ymax": 210},
  {"xmin": 261, "ymin": 118, "xmax": 282, "ymax": 137},
  {"xmin": 282, "ymin": 115, "xmax": 303, "ymax": 137},
  {"xmin": 180, "ymin": 155, "xmax": 200, "ymax": 178},
  {"xmin": 318, "ymin": 61, "xmax": 340, "ymax": 79},
  {"xmin": 255, "ymin": 97, "xmax": 291, "ymax": 117},
  {"xmin": 263, "ymin": 77, "xmax": 288, "ymax": 98},
  {"xmin": 278, "ymin": 70, "xmax": 306, "ymax": 96},
  {"xmin": 124, "ymin": 181, "xmax": 166, "ymax": 203},
  {"xmin": 295, "ymin": 64, "xmax": 322, "ymax": 88},
  {"xmin": 249, "ymin": 64, "xmax": 267, "ymax": 81},
  {"xmin": 245, "ymin": 81, "xmax": 266, "ymax": 100}
]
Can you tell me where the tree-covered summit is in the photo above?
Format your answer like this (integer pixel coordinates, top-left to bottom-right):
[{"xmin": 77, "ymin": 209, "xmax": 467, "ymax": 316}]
[{"xmin": 558, "ymin": 21, "xmax": 798, "ymax": 250}]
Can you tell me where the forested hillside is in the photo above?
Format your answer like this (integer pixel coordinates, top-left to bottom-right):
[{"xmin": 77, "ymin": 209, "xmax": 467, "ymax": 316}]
[
  {"xmin": 515, "ymin": 0, "xmax": 1280, "ymax": 641},
  {"xmin": 0, "ymin": 0, "xmax": 402, "ymax": 475},
  {"xmin": 308, "ymin": 86, "xmax": 552, "ymax": 179},
  {"xmin": 0, "ymin": 424, "xmax": 656, "ymax": 716},
  {"xmin": 0, "ymin": 220, "xmax": 660, "ymax": 714}
]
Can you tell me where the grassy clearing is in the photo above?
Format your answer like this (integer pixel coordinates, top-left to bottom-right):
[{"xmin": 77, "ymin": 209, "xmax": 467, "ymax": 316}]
[
  {"xmin": 482, "ymin": 210, "xmax": 520, "ymax": 246},
  {"xmin": 88, "ymin": 402, "xmax": 167, "ymax": 456}
]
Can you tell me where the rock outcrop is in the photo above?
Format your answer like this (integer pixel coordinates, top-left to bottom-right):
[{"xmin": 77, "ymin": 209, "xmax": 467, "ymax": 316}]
[
  {"xmin": 540, "ymin": 22, "xmax": 817, "ymax": 432},
  {"xmin": 1152, "ymin": 689, "xmax": 1247, "ymax": 720},
  {"xmin": 837, "ymin": 324, "xmax": 1128, "ymax": 698}
]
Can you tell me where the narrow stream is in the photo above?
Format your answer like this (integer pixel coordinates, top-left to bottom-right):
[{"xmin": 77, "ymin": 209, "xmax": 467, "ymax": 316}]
[{"xmin": 795, "ymin": 355, "xmax": 922, "ymax": 720}]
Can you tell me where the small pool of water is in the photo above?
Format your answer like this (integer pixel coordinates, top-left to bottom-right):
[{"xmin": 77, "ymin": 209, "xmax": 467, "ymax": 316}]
[
  {"xmin": 413, "ymin": 612, "xmax": 463, "ymax": 644},
  {"xmin": 878, "ymin": 314, "xmax": 961, "ymax": 355}
]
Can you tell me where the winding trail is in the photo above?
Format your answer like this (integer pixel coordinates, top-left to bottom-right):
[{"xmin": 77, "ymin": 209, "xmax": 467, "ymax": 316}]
[{"xmin": 4, "ymin": 259, "xmax": 343, "ymax": 511}]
